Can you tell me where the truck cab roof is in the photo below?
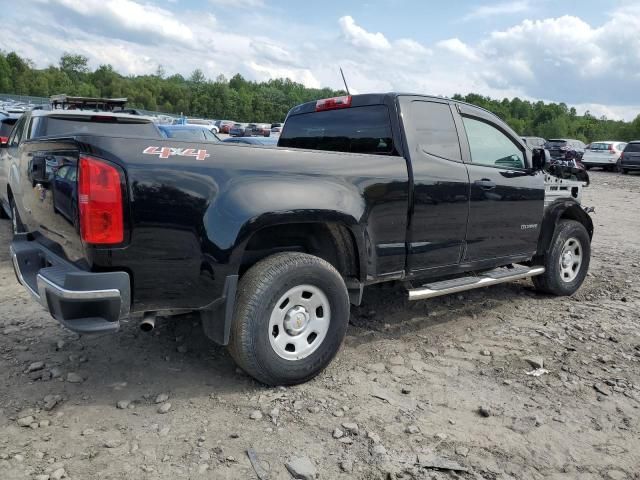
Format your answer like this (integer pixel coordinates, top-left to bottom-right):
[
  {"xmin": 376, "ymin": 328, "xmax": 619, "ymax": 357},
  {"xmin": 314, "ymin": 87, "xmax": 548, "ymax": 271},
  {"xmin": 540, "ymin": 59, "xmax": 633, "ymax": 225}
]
[
  {"xmin": 286, "ymin": 92, "xmax": 502, "ymax": 122},
  {"xmin": 29, "ymin": 109, "xmax": 154, "ymax": 122}
]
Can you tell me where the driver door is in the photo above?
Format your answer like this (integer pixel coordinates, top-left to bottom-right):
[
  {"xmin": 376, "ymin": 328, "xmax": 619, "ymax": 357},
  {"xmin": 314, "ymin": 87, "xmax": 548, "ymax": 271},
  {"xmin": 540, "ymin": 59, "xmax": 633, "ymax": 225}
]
[{"xmin": 457, "ymin": 105, "xmax": 544, "ymax": 262}]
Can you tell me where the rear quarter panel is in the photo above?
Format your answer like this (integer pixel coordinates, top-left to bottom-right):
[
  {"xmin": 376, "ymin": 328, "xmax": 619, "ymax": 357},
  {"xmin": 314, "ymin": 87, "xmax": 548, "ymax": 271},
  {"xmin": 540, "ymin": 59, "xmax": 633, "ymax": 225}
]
[{"xmin": 20, "ymin": 135, "xmax": 410, "ymax": 313}]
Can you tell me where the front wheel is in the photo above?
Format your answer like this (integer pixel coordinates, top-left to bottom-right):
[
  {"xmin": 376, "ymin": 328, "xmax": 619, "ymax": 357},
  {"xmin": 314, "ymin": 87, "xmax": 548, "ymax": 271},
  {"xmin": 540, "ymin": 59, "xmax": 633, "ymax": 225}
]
[
  {"xmin": 228, "ymin": 253, "xmax": 350, "ymax": 386},
  {"xmin": 533, "ymin": 220, "xmax": 590, "ymax": 296}
]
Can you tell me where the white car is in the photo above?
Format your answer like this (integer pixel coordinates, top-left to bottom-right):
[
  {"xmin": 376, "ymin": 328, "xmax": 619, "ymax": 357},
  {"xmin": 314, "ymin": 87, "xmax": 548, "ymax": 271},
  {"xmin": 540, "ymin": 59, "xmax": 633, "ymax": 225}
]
[
  {"xmin": 182, "ymin": 118, "xmax": 219, "ymax": 134},
  {"xmin": 581, "ymin": 141, "xmax": 627, "ymax": 171}
]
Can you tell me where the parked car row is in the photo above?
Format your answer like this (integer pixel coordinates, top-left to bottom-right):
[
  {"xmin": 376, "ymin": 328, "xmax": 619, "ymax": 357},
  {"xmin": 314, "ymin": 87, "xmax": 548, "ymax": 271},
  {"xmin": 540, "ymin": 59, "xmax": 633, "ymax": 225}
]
[
  {"xmin": 0, "ymin": 98, "xmax": 38, "ymax": 114},
  {"xmin": 216, "ymin": 120, "xmax": 283, "ymax": 136},
  {"xmin": 520, "ymin": 135, "xmax": 639, "ymax": 174},
  {"xmin": 171, "ymin": 117, "xmax": 284, "ymax": 137}
]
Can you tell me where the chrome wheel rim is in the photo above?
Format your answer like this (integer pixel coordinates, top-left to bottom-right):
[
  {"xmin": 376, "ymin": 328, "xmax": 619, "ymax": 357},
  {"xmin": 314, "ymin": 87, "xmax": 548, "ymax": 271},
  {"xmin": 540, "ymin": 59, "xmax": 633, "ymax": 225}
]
[
  {"xmin": 268, "ymin": 284, "xmax": 331, "ymax": 360},
  {"xmin": 559, "ymin": 237, "xmax": 582, "ymax": 282}
]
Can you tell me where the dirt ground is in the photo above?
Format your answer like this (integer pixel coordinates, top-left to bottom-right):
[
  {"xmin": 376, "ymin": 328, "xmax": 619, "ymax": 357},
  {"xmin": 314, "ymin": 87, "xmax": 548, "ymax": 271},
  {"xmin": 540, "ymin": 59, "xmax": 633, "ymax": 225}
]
[{"xmin": 1, "ymin": 171, "xmax": 639, "ymax": 480}]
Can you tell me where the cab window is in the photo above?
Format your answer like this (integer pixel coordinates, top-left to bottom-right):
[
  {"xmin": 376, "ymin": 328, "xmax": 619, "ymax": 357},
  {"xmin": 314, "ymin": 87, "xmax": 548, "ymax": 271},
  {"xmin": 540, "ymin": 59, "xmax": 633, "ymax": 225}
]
[
  {"xmin": 405, "ymin": 100, "xmax": 461, "ymax": 161},
  {"xmin": 462, "ymin": 117, "xmax": 525, "ymax": 169}
]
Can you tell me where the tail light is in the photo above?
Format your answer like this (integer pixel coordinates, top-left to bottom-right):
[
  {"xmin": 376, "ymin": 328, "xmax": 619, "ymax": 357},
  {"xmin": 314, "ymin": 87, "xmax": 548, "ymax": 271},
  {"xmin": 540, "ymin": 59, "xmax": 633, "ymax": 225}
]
[
  {"xmin": 0, "ymin": 136, "xmax": 8, "ymax": 145},
  {"xmin": 78, "ymin": 156, "xmax": 124, "ymax": 245},
  {"xmin": 316, "ymin": 95, "xmax": 352, "ymax": 112},
  {"xmin": 620, "ymin": 152, "xmax": 624, "ymax": 161}
]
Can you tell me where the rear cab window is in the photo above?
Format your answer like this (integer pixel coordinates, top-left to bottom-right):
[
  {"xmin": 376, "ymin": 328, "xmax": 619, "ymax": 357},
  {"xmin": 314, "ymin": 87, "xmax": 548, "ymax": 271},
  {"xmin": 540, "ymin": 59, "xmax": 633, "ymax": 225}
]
[
  {"xmin": 279, "ymin": 104, "xmax": 396, "ymax": 155},
  {"xmin": 38, "ymin": 115, "xmax": 160, "ymax": 138},
  {"xmin": 624, "ymin": 143, "xmax": 640, "ymax": 153}
]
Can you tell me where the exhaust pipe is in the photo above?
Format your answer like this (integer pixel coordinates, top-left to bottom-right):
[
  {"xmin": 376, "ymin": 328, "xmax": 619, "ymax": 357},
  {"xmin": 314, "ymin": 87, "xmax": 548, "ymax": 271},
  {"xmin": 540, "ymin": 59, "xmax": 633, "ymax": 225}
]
[{"xmin": 140, "ymin": 312, "xmax": 156, "ymax": 332}]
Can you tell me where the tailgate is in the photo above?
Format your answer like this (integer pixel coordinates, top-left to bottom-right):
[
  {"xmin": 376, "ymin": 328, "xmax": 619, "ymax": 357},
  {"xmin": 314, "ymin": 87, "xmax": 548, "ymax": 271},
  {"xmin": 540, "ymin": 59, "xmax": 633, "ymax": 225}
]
[{"xmin": 623, "ymin": 151, "xmax": 640, "ymax": 166}]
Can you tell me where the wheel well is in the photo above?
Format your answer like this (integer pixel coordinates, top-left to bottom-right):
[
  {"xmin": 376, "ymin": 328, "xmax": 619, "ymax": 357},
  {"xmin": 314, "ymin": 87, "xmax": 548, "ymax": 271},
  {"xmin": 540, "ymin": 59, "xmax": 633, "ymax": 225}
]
[
  {"xmin": 536, "ymin": 202, "xmax": 593, "ymax": 259},
  {"xmin": 560, "ymin": 205, "xmax": 593, "ymax": 239},
  {"xmin": 239, "ymin": 222, "xmax": 359, "ymax": 280}
]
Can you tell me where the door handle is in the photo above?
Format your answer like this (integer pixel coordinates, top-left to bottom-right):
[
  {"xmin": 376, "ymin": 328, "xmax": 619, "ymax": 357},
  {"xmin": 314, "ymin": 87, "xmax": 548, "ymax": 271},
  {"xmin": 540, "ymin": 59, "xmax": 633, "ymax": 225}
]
[{"xmin": 474, "ymin": 179, "xmax": 496, "ymax": 190}]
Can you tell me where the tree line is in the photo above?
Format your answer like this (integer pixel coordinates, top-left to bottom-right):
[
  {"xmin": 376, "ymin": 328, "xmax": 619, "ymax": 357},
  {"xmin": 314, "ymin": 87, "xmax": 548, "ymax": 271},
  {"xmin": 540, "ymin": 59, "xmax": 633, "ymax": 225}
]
[{"xmin": 1, "ymin": 51, "xmax": 639, "ymax": 142}]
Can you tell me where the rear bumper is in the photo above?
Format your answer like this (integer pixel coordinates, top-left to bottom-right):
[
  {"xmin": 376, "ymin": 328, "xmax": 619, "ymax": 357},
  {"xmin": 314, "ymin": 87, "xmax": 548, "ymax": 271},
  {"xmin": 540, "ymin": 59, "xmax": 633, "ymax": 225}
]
[
  {"xmin": 621, "ymin": 162, "xmax": 640, "ymax": 170},
  {"xmin": 10, "ymin": 235, "xmax": 130, "ymax": 334}
]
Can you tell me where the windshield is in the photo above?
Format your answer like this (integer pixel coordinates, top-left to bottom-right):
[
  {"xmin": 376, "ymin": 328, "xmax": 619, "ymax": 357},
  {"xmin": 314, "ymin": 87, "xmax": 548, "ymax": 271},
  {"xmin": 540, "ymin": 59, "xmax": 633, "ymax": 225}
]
[
  {"xmin": 0, "ymin": 118, "xmax": 17, "ymax": 136},
  {"xmin": 545, "ymin": 140, "xmax": 568, "ymax": 148},
  {"xmin": 161, "ymin": 127, "xmax": 219, "ymax": 141}
]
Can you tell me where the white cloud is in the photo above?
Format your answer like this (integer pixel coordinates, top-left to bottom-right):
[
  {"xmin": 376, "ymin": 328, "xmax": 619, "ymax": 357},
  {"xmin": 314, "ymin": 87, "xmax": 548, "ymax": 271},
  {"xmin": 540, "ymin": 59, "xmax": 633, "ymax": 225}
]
[
  {"xmin": 463, "ymin": 1, "xmax": 530, "ymax": 21},
  {"xmin": 478, "ymin": 10, "xmax": 640, "ymax": 105},
  {"xmin": 47, "ymin": 0, "xmax": 195, "ymax": 45},
  {"xmin": 246, "ymin": 62, "xmax": 320, "ymax": 88},
  {"xmin": 209, "ymin": 0, "xmax": 264, "ymax": 6},
  {"xmin": 2, "ymin": 3, "xmax": 639, "ymax": 120},
  {"xmin": 394, "ymin": 38, "xmax": 432, "ymax": 56},
  {"xmin": 437, "ymin": 38, "xmax": 480, "ymax": 61},
  {"xmin": 338, "ymin": 16, "xmax": 391, "ymax": 50},
  {"xmin": 571, "ymin": 103, "xmax": 639, "ymax": 121}
]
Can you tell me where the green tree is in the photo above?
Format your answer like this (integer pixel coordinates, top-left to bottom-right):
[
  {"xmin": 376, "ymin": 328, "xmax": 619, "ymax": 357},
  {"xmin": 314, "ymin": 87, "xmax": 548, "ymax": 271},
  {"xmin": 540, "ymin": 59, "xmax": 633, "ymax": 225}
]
[
  {"xmin": 0, "ymin": 49, "xmax": 638, "ymax": 140},
  {"xmin": 59, "ymin": 53, "xmax": 89, "ymax": 75}
]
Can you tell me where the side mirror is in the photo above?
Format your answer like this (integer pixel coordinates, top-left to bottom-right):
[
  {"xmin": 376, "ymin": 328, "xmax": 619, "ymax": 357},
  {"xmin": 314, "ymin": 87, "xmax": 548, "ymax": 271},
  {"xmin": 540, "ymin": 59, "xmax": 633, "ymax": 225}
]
[{"xmin": 532, "ymin": 148, "xmax": 550, "ymax": 171}]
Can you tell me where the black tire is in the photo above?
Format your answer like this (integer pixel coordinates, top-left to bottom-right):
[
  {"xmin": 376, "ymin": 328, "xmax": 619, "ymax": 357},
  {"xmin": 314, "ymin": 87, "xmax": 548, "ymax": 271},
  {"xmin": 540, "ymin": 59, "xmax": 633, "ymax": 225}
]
[
  {"xmin": 0, "ymin": 203, "xmax": 9, "ymax": 219},
  {"xmin": 10, "ymin": 198, "xmax": 25, "ymax": 235},
  {"xmin": 228, "ymin": 252, "xmax": 350, "ymax": 386},
  {"xmin": 622, "ymin": 169, "xmax": 629, "ymax": 175},
  {"xmin": 533, "ymin": 219, "xmax": 590, "ymax": 296},
  {"xmin": 584, "ymin": 165, "xmax": 591, "ymax": 170}
]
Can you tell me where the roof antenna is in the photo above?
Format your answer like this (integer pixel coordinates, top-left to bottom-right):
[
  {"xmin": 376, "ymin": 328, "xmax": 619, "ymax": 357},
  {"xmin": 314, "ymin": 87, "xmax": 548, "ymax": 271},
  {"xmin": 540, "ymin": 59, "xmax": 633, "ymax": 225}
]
[{"xmin": 340, "ymin": 67, "xmax": 351, "ymax": 95}]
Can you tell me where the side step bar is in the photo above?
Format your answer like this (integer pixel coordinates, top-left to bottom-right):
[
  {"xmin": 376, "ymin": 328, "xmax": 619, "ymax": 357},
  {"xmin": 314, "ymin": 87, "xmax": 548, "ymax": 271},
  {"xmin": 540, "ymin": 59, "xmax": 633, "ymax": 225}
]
[{"xmin": 408, "ymin": 265, "xmax": 545, "ymax": 301}]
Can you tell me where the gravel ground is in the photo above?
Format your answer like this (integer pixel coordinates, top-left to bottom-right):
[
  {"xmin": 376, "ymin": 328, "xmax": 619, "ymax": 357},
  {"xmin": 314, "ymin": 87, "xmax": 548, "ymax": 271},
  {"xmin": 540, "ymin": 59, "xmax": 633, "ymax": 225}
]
[{"xmin": 1, "ymin": 170, "xmax": 639, "ymax": 480}]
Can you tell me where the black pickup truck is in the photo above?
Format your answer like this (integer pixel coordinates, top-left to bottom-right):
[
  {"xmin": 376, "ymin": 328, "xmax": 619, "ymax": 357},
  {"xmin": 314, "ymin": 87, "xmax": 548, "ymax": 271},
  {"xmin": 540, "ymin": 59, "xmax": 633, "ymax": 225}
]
[{"xmin": 1, "ymin": 94, "xmax": 593, "ymax": 385}]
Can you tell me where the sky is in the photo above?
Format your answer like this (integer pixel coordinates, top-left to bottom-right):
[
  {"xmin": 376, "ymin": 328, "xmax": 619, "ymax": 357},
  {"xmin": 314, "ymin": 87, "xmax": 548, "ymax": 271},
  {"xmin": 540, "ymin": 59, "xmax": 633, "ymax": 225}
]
[{"xmin": 1, "ymin": 0, "xmax": 639, "ymax": 120}]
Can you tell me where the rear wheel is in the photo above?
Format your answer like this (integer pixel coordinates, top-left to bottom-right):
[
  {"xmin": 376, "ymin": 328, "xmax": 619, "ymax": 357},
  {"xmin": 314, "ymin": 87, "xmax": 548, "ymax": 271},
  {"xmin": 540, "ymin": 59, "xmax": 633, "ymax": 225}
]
[
  {"xmin": 533, "ymin": 220, "xmax": 590, "ymax": 296},
  {"xmin": 228, "ymin": 252, "xmax": 350, "ymax": 386},
  {"xmin": 622, "ymin": 169, "xmax": 629, "ymax": 175}
]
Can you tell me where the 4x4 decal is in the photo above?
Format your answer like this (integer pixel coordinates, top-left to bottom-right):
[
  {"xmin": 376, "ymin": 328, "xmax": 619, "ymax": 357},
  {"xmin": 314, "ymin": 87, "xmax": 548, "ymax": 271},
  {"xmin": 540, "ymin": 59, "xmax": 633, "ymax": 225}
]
[{"xmin": 143, "ymin": 146, "xmax": 210, "ymax": 161}]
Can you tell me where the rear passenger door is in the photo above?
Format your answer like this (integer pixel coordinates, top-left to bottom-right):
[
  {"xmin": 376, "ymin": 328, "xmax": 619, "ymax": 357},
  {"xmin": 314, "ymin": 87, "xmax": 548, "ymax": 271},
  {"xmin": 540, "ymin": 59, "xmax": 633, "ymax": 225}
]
[
  {"xmin": 399, "ymin": 97, "xmax": 470, "ymax": 272},
  {"xmin": 456, "ymin": 104, "xmax": 544, "ymax": 262}
]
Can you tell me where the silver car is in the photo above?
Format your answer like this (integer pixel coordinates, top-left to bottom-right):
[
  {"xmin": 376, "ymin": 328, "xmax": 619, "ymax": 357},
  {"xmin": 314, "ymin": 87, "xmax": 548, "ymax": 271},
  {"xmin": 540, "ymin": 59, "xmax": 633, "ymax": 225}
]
[{"xmin": 581, "ymin": 141, "xmax": 627, "ymax": 171}]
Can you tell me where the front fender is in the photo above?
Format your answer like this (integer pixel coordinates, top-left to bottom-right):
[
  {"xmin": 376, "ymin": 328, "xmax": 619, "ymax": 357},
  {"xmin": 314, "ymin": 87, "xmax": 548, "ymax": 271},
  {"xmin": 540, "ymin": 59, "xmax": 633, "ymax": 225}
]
[{"xmin": 536, "ymin": 198, "xmax": 593, "ymax": 257}]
